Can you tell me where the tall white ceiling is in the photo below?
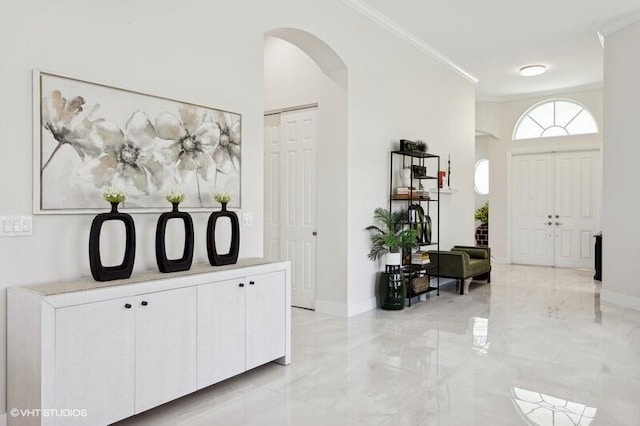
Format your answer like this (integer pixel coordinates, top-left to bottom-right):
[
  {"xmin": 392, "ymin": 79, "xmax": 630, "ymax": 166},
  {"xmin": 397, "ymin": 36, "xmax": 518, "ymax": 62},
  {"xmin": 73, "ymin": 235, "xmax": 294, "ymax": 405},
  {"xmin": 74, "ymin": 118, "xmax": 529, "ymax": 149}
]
[{"xmin": 356, "ymin": 0, "xmax": 640, "ymax": 100}]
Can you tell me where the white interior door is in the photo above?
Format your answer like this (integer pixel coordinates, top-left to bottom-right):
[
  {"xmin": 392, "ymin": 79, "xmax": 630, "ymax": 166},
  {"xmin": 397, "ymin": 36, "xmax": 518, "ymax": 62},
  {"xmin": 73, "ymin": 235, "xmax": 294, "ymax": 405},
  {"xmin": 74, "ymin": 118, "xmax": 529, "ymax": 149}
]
[
  {"xmin": 512, "ymin": 153, "xmax": 555, "ymax": 266},
  {"xmin": 553, "ymin": 151, "xmax": 600, "ymax": 268},
  {"xmin": 264, "ymin": 108, "xmax": 317, "ymax": 309},
  {"xmin": 511, "ymin": 150, "xmax": 600, "ymax": 268}
]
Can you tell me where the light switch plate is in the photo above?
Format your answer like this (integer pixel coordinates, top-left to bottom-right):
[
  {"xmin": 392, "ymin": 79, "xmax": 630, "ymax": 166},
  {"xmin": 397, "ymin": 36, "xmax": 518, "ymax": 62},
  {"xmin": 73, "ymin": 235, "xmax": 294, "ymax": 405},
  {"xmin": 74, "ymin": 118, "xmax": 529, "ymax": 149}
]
[
  {"xmin": 0, "ymin": 215, "xmax": 32, "ymax": 237},
  {"xmin": 242, "ymin": 213, "xmax": 253, "ymax": 226}
]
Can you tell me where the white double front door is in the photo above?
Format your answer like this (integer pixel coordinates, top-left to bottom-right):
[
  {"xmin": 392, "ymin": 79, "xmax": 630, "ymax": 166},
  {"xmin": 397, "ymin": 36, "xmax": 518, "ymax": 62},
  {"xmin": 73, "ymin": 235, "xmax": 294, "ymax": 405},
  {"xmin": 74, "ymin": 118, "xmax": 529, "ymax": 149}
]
[
  {"xmin": 511, "ymin": 150, "xmax": 600, "ymax": 268},
  {"xmin": 264, "ymin": 108, "xmax": 317, "ymax": 309}
]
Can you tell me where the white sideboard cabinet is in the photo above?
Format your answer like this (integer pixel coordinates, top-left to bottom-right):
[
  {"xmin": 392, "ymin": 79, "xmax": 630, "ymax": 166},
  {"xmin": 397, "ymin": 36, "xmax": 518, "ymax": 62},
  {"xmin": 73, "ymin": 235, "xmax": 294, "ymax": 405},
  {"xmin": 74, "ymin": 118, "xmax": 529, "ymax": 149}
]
[{"xmin": 8, "ymin": 259, "xmax": 291, "ymax": 426}]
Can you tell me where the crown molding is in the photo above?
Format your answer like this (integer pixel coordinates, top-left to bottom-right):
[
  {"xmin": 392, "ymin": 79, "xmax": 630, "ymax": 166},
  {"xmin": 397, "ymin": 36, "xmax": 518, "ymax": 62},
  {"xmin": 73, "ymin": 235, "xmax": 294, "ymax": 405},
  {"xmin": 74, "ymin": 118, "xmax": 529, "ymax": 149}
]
[
  {"xmin": 476, "ymin": 83, "xmax": 603, "ymax": 103},
  {"xmin": 342, "ymin": 0, "xmax": 478, "ymax": 84},
  {"xmin": 597, "ymin": 9, "xmax": 640, "ymax": 46}
]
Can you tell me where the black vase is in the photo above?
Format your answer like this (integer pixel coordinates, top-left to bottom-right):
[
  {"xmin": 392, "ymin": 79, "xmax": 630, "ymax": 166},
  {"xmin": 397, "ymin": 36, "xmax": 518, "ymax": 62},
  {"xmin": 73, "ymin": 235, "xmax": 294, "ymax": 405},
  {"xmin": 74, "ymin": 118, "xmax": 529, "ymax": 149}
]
[
  {"xmin": 155, "ymin": 203, "xmax": 194, "ymax": 273},
  {"xmin": 89, "ymin": 202, "xmax": 136, "ymax": 282},
  {"xmin": 207, "ymin": 202, "xmax": 240, "ymax": 266},
  {"xmin": 379, "ymin": 265, "xmax": 406, "ymax": 310}
]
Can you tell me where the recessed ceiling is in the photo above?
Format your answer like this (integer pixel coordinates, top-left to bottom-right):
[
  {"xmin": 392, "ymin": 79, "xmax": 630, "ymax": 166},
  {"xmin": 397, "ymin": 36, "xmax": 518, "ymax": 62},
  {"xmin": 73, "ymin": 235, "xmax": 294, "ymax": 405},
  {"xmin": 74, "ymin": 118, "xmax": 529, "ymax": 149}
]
[{"xmin": 357, "ymin": 0, "xmax": 640, "ymax": 100}]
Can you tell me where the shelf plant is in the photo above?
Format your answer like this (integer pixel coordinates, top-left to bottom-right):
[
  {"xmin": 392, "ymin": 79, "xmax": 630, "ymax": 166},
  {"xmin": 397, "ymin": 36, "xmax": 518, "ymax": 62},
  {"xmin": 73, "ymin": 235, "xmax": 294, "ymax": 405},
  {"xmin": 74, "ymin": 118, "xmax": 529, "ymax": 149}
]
[
  {"xmin": 475, "ymin": 201, "xmax": 489, "ymax": 225},
  {"xmin": 366, "ymin": 207, "xmax": 418, "ymax": 266}
]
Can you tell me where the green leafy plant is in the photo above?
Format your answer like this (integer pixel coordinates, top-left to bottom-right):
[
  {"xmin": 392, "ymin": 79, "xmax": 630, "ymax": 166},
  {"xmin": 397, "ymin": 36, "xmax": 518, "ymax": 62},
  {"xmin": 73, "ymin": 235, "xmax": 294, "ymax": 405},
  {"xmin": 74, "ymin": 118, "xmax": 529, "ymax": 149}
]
[
  {"xmin": 213, "ymin": 191, "xmax": 232, "ymax": 204},
  {"xmin": 366, "ymin": 208, "xmax": 419, "ymax": 260},
  {"xmin": 102, "ymin": 186, "xmax": 126, "ymax": 204},
  {"xmin": 475, "ymin": 201, "xmax": 489, "ymax": 225},
  {"xmin": 165, "ymin": 189, "xmax": 186, "ymax": 204}
]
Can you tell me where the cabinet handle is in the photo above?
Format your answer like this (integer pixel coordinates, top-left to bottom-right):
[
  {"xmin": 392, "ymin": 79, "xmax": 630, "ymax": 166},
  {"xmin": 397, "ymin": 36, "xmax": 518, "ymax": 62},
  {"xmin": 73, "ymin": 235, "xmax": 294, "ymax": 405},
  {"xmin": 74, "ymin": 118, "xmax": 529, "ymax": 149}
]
[
  {"xmin": 124, "ymin": 303, "xmax": 132, "ymax": 309},
  {"xmin": 141, "ymin": 301, "xmax": 148, "ymax": 306},
  {"xmin": 249, "ymin": 281, "xmax": 255, "ymax": 285},
  {"xmin": 239, "ymin": 283, "xmax": 245, "ymax": 287}
]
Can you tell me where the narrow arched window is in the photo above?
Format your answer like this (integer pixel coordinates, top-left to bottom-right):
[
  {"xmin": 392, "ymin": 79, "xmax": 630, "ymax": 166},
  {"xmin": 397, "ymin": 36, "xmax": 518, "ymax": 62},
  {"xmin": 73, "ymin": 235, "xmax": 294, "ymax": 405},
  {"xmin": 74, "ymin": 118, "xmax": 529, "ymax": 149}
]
[
  {"xmin": 513, "ymin": 99, "xmax": 598, "ymax": 140},
  {"xmin": 474, "ymin": 159, "xmax": 489, "ymax": 195}
]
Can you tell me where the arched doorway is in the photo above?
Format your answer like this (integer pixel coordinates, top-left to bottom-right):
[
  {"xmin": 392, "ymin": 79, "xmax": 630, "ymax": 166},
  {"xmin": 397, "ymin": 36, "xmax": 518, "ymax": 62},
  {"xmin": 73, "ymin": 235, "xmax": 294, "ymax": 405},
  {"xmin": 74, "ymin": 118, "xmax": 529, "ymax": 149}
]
[{"xmin": 263, "ymin": 28, "xmax": 348, "ymax": 311}]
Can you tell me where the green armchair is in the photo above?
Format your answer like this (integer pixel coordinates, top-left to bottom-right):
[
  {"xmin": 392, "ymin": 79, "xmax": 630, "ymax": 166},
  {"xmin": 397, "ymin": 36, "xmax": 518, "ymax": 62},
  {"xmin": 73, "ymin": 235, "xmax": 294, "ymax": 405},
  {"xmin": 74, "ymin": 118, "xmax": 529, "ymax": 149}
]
[{"xmin": 427, "ymin": 246, "xmax": 491, "ymax": 294}]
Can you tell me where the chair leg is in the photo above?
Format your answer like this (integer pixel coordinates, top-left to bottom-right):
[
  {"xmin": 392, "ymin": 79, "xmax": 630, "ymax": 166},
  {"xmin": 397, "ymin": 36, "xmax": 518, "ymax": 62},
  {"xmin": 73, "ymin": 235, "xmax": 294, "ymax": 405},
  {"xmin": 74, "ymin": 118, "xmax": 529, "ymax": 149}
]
[{"xmin": 487, "ymin": 271, "xmax": 491, "ymax": 283}]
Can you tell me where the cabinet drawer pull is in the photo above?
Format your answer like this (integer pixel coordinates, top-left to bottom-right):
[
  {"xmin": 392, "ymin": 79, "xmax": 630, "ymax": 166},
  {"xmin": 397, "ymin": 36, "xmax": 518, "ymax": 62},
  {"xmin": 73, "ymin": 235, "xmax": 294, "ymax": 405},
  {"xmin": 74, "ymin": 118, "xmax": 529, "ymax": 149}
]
[
  {"xmin": 124, "ymin": 303, "xmax": 132, "ymax": 309},
  {"xmin": 249, "ymin": 281, "xmax": 255, "ymax": 285},
  {"xmin": 141, "ymin": 301, "xmax": 148, "ymax": 306},
  {"xmin": 239, "ymin": 283, "xmax": 245, "ymax": 287}
]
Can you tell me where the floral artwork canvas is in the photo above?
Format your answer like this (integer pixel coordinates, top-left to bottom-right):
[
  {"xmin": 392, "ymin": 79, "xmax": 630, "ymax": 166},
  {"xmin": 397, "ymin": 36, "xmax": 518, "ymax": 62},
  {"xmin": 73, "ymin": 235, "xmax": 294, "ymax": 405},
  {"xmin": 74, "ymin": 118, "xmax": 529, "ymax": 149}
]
[{"xmin": 34, "ymin": 71, "xmax": 241, "ymax": 213}]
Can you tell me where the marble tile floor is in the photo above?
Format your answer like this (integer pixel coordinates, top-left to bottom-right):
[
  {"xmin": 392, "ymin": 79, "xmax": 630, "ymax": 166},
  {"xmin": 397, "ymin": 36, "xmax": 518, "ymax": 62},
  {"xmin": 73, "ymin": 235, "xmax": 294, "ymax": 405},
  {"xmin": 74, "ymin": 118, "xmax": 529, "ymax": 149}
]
[{"xmin": 116, "ymin": 264, "xmax": 640, "ymax": 426}]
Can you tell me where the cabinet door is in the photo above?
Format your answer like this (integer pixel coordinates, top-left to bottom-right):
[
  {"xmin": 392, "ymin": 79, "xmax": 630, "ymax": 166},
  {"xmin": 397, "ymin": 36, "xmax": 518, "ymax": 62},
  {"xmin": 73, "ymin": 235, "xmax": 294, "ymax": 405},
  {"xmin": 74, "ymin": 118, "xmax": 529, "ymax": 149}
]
[
  {"xmin": 197, "ymin": 278, "xmax": 246, "ymax": 389},
  {"xmin": 246, "ymin": 271, "xmax": 286, "ymax": 370},
  {"xmin": 134, "ymin": 287, "xmax": 197, "ymax": 413},
  {"xmin": 55, "ymin": 297, "xmax": 135, "ymax": 426}
]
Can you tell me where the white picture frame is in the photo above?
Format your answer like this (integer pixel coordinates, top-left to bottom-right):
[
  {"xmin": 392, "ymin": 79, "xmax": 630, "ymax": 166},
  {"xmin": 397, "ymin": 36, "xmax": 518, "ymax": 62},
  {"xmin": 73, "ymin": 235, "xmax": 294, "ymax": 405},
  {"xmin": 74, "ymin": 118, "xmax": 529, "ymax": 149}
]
[{"xmin": 33, "ymin": 70, "xmax": 241, "ymax": 214}]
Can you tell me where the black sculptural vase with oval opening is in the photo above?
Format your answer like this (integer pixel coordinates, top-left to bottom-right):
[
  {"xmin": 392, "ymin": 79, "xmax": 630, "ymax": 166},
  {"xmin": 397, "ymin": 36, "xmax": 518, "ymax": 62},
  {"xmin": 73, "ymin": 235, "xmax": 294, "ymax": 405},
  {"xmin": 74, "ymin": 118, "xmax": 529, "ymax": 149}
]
[
  {"xmin": 207, "ymin": 202, "xmax": 240, "ymax": 266},
  {"xmin": 89, "ymin": 202, "xmax": 136, "ymax": 281},
  {"xmin": 155, "ymin": 202, "xmax": 194, "ymax": 273}
]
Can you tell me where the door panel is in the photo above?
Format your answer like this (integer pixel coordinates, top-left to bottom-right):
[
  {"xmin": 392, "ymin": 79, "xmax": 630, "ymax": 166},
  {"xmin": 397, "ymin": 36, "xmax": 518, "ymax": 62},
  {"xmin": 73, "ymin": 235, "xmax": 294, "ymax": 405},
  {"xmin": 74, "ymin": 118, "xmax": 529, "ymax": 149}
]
[
  {"xmin": 197, "ymin": 279, "xmax": 246, "ymax": 389},
  {"xmin": 246, "ymin": 271, "xmax": 286, "ymax": 370},
  {"xmin": 512, "ymin": 153, "xmax": 554, "ymax": 266},
  {"xmin": 553, "ymin": 151, "xmax": 599, "ymax": 268},
  {"xmin": 264, "ymin": 108, "xmax": 317, "ymax": 309},
  {"xmin": 55, "ymin": 297, "xmax": 135, "ymax": 426},
  {"xmin": 135, "ymin": 287, "xmax": 197, "ymax": 413}
]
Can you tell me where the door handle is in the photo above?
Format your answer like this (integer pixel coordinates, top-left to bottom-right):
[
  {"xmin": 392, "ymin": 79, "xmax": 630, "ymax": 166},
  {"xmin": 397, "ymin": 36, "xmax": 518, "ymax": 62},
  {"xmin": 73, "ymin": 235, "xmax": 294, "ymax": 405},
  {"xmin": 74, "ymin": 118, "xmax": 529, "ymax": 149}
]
[
  {"xmin": 548, "ymin": 215, "xmax": 552, "ymax": 219},
  {"xmin": 312, "ymin": 231, "xmax": 317, "ymax": 236},
  {"xmin": 555, "ymin": 215, "xmax": 560, "ymax": 219},
  {"xmin": 546, "ymin": 222, "xmax": 552, "ymax": 226},
  {"xmin": 555, "ymin": 222, "xmax": 562, "ymax": 226}
]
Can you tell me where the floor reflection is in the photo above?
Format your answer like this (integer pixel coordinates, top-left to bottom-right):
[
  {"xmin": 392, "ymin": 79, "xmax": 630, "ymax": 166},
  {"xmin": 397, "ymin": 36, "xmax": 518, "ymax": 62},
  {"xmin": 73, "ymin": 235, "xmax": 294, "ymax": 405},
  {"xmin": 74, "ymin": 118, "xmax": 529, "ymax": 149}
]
[
  {"xmin": 512, "ymin": 387, "xmax": 597, "ymax": 426},
  {"xmin": 472, "ymin": 316, "xmax": 489, "ymax": 355}
]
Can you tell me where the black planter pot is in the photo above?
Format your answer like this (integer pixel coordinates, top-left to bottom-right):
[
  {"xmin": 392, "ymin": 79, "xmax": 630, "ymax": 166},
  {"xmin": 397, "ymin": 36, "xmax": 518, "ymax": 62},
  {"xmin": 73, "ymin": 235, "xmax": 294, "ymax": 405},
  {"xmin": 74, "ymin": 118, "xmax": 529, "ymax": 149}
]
[
  {"xmin": 207, "ymin": 202, "xmax": 240, "ymax": 266},
  {"xmin": 379, "ymin": 266, "xmax": 406, "ymax": 310},
  {"xmin": 89, "ymin": 202, "xmax": 136, "ymax": 282},
  {"xmin": 155, "ymin": 203, "xmax": 194, "ymax": 273}
]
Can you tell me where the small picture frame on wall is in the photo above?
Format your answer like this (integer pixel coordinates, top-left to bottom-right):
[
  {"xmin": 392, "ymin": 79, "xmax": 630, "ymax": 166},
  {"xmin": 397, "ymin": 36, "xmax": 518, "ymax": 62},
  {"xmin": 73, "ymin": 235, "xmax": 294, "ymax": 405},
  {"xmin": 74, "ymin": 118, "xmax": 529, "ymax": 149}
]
[{"xmin": 33, "ymin": 70, "xmax": 242, "ymax": 214}]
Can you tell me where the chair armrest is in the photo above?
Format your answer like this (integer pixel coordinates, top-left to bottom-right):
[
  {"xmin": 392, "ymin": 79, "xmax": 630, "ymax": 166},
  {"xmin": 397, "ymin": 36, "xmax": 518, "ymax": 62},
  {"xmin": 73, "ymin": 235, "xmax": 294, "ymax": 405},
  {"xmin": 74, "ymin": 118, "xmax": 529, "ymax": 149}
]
[
  {"xmin": 452, "ymin": 245, "xmax": 490, "ymax": 260},
  {"xmin": 427, "ymin": 250, "xmax": 469, "ymax": 278}
]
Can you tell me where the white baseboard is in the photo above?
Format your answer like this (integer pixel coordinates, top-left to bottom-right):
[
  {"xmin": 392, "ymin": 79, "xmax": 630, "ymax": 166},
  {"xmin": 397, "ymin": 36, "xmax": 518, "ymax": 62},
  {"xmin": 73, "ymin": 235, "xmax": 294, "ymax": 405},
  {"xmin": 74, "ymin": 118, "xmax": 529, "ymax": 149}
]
[
  {"xmin": 601, "ymin": 288, "xmax": 640, "ymax": 311},
  {"xmin": 347, "ymin": 297, "xmax": 377, "ymax": 317},
  {"xmin": 314, "ymin": 299, "xmax": 348, "ymax": 317},
  {"xmin": 492, "ymin": 257, "xmax": 509, "ymax": 264}
]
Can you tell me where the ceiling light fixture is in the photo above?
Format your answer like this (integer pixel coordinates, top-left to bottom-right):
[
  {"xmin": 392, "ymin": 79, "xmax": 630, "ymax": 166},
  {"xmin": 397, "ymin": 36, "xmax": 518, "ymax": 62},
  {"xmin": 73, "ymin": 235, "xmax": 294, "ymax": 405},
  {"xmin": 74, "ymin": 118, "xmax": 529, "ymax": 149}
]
[{"xmin": 520, "ymin": 65, "xmax": 546, "ymax": 77}]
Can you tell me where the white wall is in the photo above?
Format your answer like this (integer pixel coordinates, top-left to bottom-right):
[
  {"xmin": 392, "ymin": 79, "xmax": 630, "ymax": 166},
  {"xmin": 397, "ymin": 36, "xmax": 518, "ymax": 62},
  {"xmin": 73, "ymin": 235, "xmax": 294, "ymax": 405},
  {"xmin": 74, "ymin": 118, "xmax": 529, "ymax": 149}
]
[
  {"xmin": 601, "ymin": 19, "xmax": 640, "ymax": 309},
  {"xmin": 263, "ymin": 36, "xmax": 349, "ymax": 312},
  {"xmin": 476, "ymin": 89, "xmax": 603, "ymax": 262},
  {"xmin": 0, "ymin": 0, "xmax": 475, "ymax": 410}
]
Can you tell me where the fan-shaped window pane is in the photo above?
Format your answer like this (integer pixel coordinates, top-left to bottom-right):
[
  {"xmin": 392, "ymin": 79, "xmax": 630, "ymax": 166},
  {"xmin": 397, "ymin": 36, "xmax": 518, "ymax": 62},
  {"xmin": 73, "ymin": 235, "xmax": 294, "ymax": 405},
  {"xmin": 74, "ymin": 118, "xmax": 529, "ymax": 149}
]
[
  {"xmin": 513, "ymin": 99, "xmax": 598, "ymax": 140},
  {"xmin": 515, "ymin": 116, "xmax": 543, "ymax": 140},
  {"xmin": 474, "ymin": 159, "xmax": 489, "ymax": 195},
  {"xmin": 528, "ymin": 101, "xmax": 554, "ymax": 129},
  {"xmin": 554, "ymin": 101, "xmax": 583, "ymax": 127},
  {"xmin": 566, "ymin": 109, "xmax": 599, "ymax": 135},
  {"xmin": 541, "ymin": 126, "xmax": 568, "ymax": 137}
]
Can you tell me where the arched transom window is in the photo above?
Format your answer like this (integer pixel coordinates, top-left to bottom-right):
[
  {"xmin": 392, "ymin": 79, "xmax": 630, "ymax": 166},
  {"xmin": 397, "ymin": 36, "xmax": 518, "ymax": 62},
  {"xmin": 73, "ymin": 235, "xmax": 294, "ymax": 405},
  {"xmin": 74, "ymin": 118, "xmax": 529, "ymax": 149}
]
[{"xmin": 513, "ymin": 99, "xmax": 598, "ymax": 140}]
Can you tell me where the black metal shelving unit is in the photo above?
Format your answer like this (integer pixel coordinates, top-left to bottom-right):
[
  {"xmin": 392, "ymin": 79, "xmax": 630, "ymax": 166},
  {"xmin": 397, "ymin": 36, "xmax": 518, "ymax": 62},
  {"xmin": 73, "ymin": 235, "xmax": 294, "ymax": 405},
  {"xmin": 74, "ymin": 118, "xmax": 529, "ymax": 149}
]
[{"xmin": 389, "ymin": 150, "xmax": 440, "ymax": 305}]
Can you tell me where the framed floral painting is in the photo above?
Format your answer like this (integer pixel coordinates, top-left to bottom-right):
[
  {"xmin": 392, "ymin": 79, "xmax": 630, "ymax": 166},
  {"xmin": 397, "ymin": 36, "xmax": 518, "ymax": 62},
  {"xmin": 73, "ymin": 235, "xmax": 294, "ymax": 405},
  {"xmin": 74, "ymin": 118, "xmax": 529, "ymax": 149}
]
[{"xmin": 33, "ymin": 70, "xmax": 241, "ymax": 213}]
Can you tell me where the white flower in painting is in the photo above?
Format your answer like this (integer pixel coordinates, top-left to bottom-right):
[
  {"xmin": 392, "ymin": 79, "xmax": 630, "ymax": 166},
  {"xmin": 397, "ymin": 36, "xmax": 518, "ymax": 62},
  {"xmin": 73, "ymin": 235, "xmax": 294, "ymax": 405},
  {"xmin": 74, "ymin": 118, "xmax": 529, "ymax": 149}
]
[
  {"xmin": 85, "ymin": 111, "xmax": 164, "ymax": 194},
  {"xmin": 211, "ymin": 111, "xmax": 240, "ymax": 175},
  {"xmin": 41, "ymin": 90, "xmax": 103, "ymax": 170},
  {"xmin": 155, "ymin": 105, "xmax": 219, "ymax": 184}
]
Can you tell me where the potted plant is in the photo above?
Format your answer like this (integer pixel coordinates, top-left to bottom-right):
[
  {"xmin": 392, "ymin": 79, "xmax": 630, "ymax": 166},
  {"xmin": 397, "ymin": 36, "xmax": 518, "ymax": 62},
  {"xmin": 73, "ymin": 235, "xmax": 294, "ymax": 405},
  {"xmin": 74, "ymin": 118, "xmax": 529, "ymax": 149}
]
[
  {"xmin": 474, "ymin": 201, "xmax": 489, "ymax": 246},
  {"xmin": 367, "ymin": 207, "xmax": 419, "ymax": 266},
  {"xmin": 367, "ymin": 208, "xmax": 419, "ymax": 311}
]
